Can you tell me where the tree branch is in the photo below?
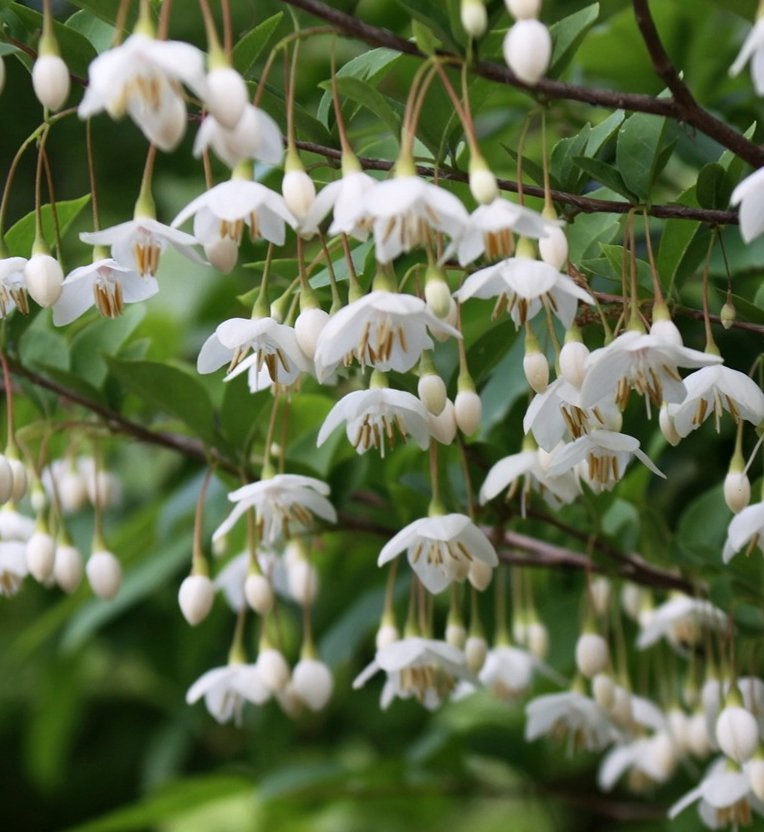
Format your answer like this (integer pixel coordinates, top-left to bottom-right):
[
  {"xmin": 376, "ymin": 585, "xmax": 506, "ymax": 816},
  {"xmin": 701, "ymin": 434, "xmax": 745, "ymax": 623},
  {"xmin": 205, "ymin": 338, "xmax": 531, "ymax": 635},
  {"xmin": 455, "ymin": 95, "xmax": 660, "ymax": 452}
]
[
  {"xmin": 282, "ymin": 0, "xmax": 764, "ymax": 168},
  {"xmin": 297, "ymin": 139, "xmax": 739, "ymax": 225}
]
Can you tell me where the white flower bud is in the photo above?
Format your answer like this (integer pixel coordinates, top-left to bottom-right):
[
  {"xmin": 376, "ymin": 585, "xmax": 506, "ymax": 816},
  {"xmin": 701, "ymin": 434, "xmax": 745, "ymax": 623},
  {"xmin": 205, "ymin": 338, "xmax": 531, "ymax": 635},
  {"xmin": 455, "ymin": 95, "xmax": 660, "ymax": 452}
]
[
  {"xmin": 446, "ymin": 622, "xmax": 467, "ymax": 649},
  {"xmin": 716, "ymin": 705, "xmax": 759, "ymax": 763},
  {"xmin": 610, "ymin": 686, "xmax": 633, "ymax": 725},
  {"xmin": 460, "ymin": 0, "xmax": 487, "ymax": 38},
  {"xmin": 30, "ymin": 486, "xmax": 46, "ymax": 514},
  {"xmin": 205, "ymin": 67, "xmax": 248, "ymax": 130},
  {"xmin": 469, "ymin": 160, "xmax": 498, "ymax": 204},
  {"xmin": 527, "ymin": 621, "xmax": 549, "ymax": 659},
  {"xmin": 295, "ymin": 308, "xmax": 329, "ymax": 361},
  {"xmin": 58, "ymin": 468, "xmax": 88, "ymax": 514},
  {"xmin": 428, "ymin": 399, "xmax": 457, "ymax": 445},
  {"xmin": 749, "ymin": 759, "xmax": 764, "ymax": 801},
  {"xmin": 424, "ymin": 273, "xmax": 452, "ymax": 319},
  {"xmin": 592, "ymin": 673, "xmax": 615, "ymax": 709},
  {"xmin": 418, "ymin": 373, "xmax": 447, "ymax": 416},
  {"xmin": 287, "ymin": 557, "xmax": 319, "ymax": 606},
  {"xmin": 646, "ymin": 732, "xmax": 677, "ymax": 782},
  {"xmin": 257, "ymin": 647, "xmax": 290, "ymax": 692},
  {"xmin": 455, "ymin": 390, "xmax": 482, "ymax": 435},
  {"xmin": 178, "ymin": 574, "xmax": 214, "ymax": 625},
  {"xmin": 8, "ymin": 458, "xmax": 28, "ymax": 504},
  {"xmin": 292, "ymin": 658, "xmax": 333, "ymax": 711},
  {"xmin": 659, "ymin": 404, "xmax": 681, "ymax": 446},
  {"xmin": 53, "ymin": 544, "xmax": 83, "ymax": 593},
  {"xmin": 204, "ymin": 237, "xmax": 239, "ymax": 274},
  {"xmin": 505, "ymin": 0, "xmax": 542, "ymax": 19},
  {"xmin": 589, "ymin": 577, "xmax": 611, "ymax": 617},
  {"xmin": 720, "ymin": 301, "xmax": 736, "ymax": 330},
  {"xmin": 539, "ymin": 226, "xmax": 568, "ymax": 270},
  {"xmin": 503, "ymin": 19, "xmax": 552, "ymax": 85},
  {"xmin": 465, "ymin": 634, "xmax": 487, "ymax": 673},
  {"xmin": 86, "ymin": 550, "xmax": 122, "ymax": 600},
  {"xmin": 621, "ymin": 583, "xmax": 646, "ymax": 621},
  {"xmin": 575, "ymin": 632, "xmax": 609, "ymax": 678},
  {"xmin": 523, "ymin": 350, "xmax": 549, "ymax": 394},
  {"xmin": 32, "ymin": 54, "xmax": 70, "ymax": 111},
  {"xmin": 244, "ymin": 573, "xmax": 274, "ymax": 615},
  {"xmin": 26, "ymin": 530, "xmax": 56, "ymax": 582},
  {"xmin": 24, "ymin": 254, "xmax": 63, "ymax": 308},
  {"xmin": 376, "ymin": 623, "xmax": 399, "ymax": 649},
  {"xmin": 468, "ymin": 559, "xmax": 493, "ymax": 591},
  {"xmin": 724, "ymin": 471, "xmax": 751, "ymax": 514},
  {"xmin": 559, "ymin": 340, "xmax": 589, "ymax": 388},
  {"xmin": 282, "ymin": 169, "xmax": 316, "ymax": 221},
  {"xmin": 667, "ymin": 707, "xmax": 689, "ymax": 753},
  {"xmin": 687, "ymin": 711, "xmax": 712, "ymax": 758},
  {"xmin": 0, "ymin": 455, "xmax": 12, "ymax": 504}
]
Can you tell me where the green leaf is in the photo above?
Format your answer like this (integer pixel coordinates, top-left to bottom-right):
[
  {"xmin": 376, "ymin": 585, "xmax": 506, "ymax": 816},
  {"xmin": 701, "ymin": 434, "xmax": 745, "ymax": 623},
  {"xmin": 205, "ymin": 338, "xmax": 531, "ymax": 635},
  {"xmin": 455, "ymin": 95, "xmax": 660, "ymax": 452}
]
[
  {"xmin": 232, "ymin": 12, "xmax": 283, "ymax": 79},
  {"xmin": 64, "ymin": 0, "xmax": 121, "ymax": 27},
  {"xmin": 586, "ymin": 109, "xmax": 626, "ymax": 156},
  {"xmin": 0, "ymin": 42, "xmax": 20, "ymax": 56},
  {"xmin": 502, "ymin": 146, "xmax": 546, "ymax": 188},
  {"xmin": 5, "ymin": 195, "xmax": 91, "ymax": 258},
  {"xmin": 713, "ymin": 290, "xmax": 764, "ymax": 325},
  {"xmin": 220, "ymin": 374, "xmax": 269, "ymax": 451},
  {"xmin": 65, "ymin": 9, "xmax": 116, "ymax": 53},
  {"xmin": 572, "ymin": 157, "xmax": 636, "ymax": 200},
  {"xmin": 10, "ymin": 2, "xmax": 96, "ymax": 76},
  {"xmin": 319, "ymin": 76, "xmax": 403, "ymax": 141},
  {"xmin": 105, "ymin": 358, "xmax": 218, "ymax": 445},
  {"xmin": 549, "ymin": 3, "xmax": 599, "ymax": 76},
  {"xmin": 411, "ymin": 18, "xmax": 440, "ymax": 57},
  {"xmin": 697, "ymin": 162, "xmax": 730, "ymax": 210},
  {"xmin": 616, "ymin": 113, "xmax": 668, "ymax": 201},
  {"xmin": 550, "ymin": 125, "xmax": 591, "ymax": 193},
  {"xmin": 394, "ymin": 0, "xmax": 459, "ymax": 53}
]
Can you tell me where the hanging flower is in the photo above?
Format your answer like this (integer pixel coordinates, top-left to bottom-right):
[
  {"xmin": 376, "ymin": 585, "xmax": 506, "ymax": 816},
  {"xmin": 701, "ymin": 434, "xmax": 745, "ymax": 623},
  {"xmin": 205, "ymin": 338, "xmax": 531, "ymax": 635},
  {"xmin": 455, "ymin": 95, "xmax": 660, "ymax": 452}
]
[
  {"xmin": 299, "ymin": 170, "xmax": 377, "ymax": 241},
  {"xmin": 0, "ymin": 541, "xmax": 28, "ymax": 597},
  {"xmin": 598, "ymin": 732, "xmax": 677, "ymax": 792},
  {"xmin": 0, "ymin": 257, "xmax": 29, "ymax": 317},
  {"xmin": 193, "ymin": 104, "xmax": 284, "ymax": 169},
  {"xmin": 479, "ymin": 644, "xmax": 564, "ymax": 700},
  {"xmin": 730, "ymin": 18, "xmax": 764, "ymax": 95},
  {"xmin": 525, "ymin": 689, "xmax": 617, "ymax": 752},
  {"xmin": 722, "ymin": 500, "xmax": 764, "ymax": 563},
  {"xmin": 636, "ymin": 594, "xmax": 727, "ymax": 650},
  {"xmin": 186, "ymin": 662, "xmax": 270, "ymax": 724}
]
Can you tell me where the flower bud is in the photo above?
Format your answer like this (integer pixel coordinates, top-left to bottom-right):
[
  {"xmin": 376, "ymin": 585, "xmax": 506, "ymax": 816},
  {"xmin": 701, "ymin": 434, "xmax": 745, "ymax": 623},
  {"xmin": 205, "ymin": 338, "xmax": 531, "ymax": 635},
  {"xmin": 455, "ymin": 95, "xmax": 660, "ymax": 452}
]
[
  {"xmin": 418, "ymin": 373, "xmax": 447, "ymax": 416},
  {"xmin": 424, "ymin": 268, "xmax": 452, "ymax": 319},
  {"xmin": 58, "ymin": 468, "xmax": 88, "ymax": 514},
  {"xmin": 592, "ymin": 673, "xmax": 615, "ymax": 709},
  {"xmin": 465, "ymin": 634, "xmax": 487, "ymax": 673},
  {"xmin": 376, "ymin": 623, "xmax": 399, "ymax": 649},
  {"xmin": 716, "ymin": 705, "xmax": 759, "ymax": 763},
  {"xmin": 295, "ymin": 308, "xmax": 329, "ymax": 361},
  {"xmin": 204, "ymin": 237, "xmax": 239, "ymax": 274},
  {"xmin": 257, "ymin": 647, "xmax": 290, "ymax": 692},
  {"xmin": 687, "ymin": 710, "xmax": 711, "ymax": 758},
  {"xmin": 523, "ymin": 349, "xmax": 549, "ymax": 394},
  {"xmin": 468, "ymin": 559, "xmax": 493, "ymax": 591},
  {"xmin": 205, "ymin": 67, "xmax": 248, "ymax": 130},
  {"xmin": 460, "ymin": 0, "xmax": 487, "ymax": 38},
  {"xmin": 667, "ymin": 707, "xmax": 689, "ymax": 754},
  {"xmin": 24, "ymin": 254, "xmax": 63, "ymax": 308},
  {"xmin": 455, "ymin": 390, "xmax": 482, "ymax": 435},
  {"xmin": 30, "ymin": 484, "xmax": 46, "ymax": 514},
  {"xmin": 505, "ymin": 0, "xmax": 542, "ymax": 19},
  {"xmin": 469, "ymin": 156, "xmax": 498, "ymax": 204},
  {"xmin": 0, "ymin": 455, "xmax": 13, "ymax": 505},
  {"xmin": 621, "ymin": 583, "xmax": 647, "ymax": 621},
  {"xmin": 446, "ymin": 622, "xmax": 466, "ymax": 649},
  {"xmin": 282, "ymin": 169, "xmax": 316, "ymax": 221},
  {"xmin": 86, "ymin": 550, "xmax": 122, "ymax": 600},
  {"xmin": 610, "ymin": 686, "xmax": 633, "ymax": 725},
  {"xmin": 503, "ymin": 19, "xmax": 552, "ymax": 85},
  {"xmin": 539, "ymin": 226, "xmax": 568, "ymax": 270},
  {"xmin": 428, "ymin": 399, "xmax": 457, "ymax": 445},
  {"xmin": 720, "ymin": 300, "xmax": 736, "ymax": 330},
  {"xmin": 53, "ymin": 544, "xmax": 83, "ymax": 593},
  {"xmin": 527, "ymin": 621, "xmax": 549, "ymax": 659},
  {"xmin": 559, "ymin": 339, "xmax": 589, "ymax": 388},
  {"xmin": 647, "ymin": 732, "xmax": 677, "ymax": 782},
  {"xmin": 8, "ymin": 458, "xmax": 28, "ymax": 504},
  {"xmin": 32, "ymin": 54, "xmax": 70, "ymax": 112},
  {"xmin": 724, "ymin": 471, "xmax": 751, "ymax": 514},
  {"xmin": 245, "ymin": 573, "xmax": 274, "ymax": 615},
  {"xmin": 749, "ymin": 758, "xmax": 764, "ymax": 801},
  {"xmin": 292, "ymin": 658, "xmax": 333, "ymax": 711},
  {"xmin": 178, "ymin": 574, "xmax": 214, "ymax": 625},
  {"xmin": 26, "ymin": 530, "xmax": 56, "ymax": 582},
  {"xmin": 659, "ymin": 403, "xmax": 681, "ymax": 446},
  {"xmin": 287, "ymin": 557, "xmax": 319, "ymax": 606},
  {"xmin": 575, "ymin": 632, "xmax": 609, "ymax": 678},
  {"xmin": 589, "ymin": 577, "xmax": 611, "ymax": 617}
]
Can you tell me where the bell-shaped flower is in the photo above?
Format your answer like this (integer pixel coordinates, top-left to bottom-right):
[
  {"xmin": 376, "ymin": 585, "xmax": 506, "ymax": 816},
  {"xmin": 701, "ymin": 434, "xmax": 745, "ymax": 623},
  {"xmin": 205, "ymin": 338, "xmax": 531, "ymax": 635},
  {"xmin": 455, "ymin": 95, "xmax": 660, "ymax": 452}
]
[
  {"xmin": 0, "ymin": 541, "xmax": 28, "ymax": 597},
  {"xmin": 667, "ymin": 364, "xmax": 764, "ymax": 437},
  {"xmin": 79, "ymin": 33, "xmax": 206, "ymax": 151},
  {"xmin": 197, "ymin": 316, "xmax": 311, "ymax": 391},
  {"xmin": 525, "ymin": 689, "xmax": 617, "ymax": 752},
  {"xmin": 299, "ymin": 170, "xmax": 377, "ymax": 241},
  {"xmin": 599, "ymin": 732, "xmax": 677, "ymax": 792},
  {"xmin": 377, "ymin": 512, "xmax": 498, "ymax": 594},
  {"xmin": 81, "ymin": 217, "xmax": 202, "ymax": 277},
  {"xmin": 313, "ymin": 290, "xmax": 459, "ymax": 382},
  {"xmin": 317, "ymin": 387, "xmax": 432, "ymax": 456},
  {"xmin": 213, "ymin": 474, "xmax": 336, "ymax": 546},
  {"xmin": 637, "ymin": 593, "xmax": 727, "ymax": 650},
  {"xmin": 193, "ymin": 104, "xmax": 284, "ymax": 169},
  {"xmin": 479, "ymin": 643, "xmax": 565, "ymax": 700},
  {"xmin": 52, "ymin": 257, "xmax": 156, "ymax": 325},
  {"xmin": 186, "ymin": 662, "xmax": 270, "ymax": 724},
  {"xmin": 730, "ymin": 18, "xmax": 764, "ymax": 95},
  {"xmin": 353, "ymin": 636, "xmax": 474, "ymax": 710},
  {"xmin": 0, "ymin": 257, "xmax": 29, "ymax": 317},
  {"xmin": 723, "ymin": 500, "xmax": 764, "ymax": 563}
]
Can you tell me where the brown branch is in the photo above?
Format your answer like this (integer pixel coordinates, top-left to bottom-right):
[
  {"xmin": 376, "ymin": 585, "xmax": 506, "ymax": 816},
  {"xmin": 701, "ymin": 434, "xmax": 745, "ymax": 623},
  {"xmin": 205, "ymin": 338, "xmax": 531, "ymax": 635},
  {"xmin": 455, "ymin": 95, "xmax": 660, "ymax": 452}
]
[
  {"xmin": 282, "ymin": 0, "xmax": 764, "ymax": 168},
  {"xmin": 297, "ymin": 139, "xmax": 740, "ymax": 225}
]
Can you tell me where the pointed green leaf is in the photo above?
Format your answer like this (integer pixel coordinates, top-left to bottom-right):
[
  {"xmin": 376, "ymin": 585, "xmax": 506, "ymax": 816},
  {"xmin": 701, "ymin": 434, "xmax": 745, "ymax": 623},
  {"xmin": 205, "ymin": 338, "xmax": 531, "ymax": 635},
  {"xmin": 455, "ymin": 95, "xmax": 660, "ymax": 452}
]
[
  {"xmin": 233, "ymin": 12, "xmax": 283, "ymax": 79},
  {"xmin": 5, "ymin": 195, "xmax": 91, "ymax": 258},
  {"xmin": 549, "ymin": 3, "xmax": 600, "ymax": 77}
]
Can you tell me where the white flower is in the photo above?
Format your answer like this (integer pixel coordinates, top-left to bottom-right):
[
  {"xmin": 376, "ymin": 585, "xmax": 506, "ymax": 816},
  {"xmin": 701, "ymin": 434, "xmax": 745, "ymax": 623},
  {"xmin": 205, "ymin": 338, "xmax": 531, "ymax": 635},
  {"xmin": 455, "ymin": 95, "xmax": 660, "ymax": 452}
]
[
  {"xmin": 525, "ymin": 689, "xmax": 617, "ymax": 752},
  {"xmin": 0, "ymin": 506, "xmax": 35, "ymax": 541},
  {"xmin": 81, "ymin": 218, "xmax": 201, "ymax": 277},
  {"xmin": 0, "ymin": 257, "xmax": 29, "ymax": 317},
  {"xmin": 362, "ymin": 175, "xmax": 469, "ymax": 263},
  {"xmin": 444, "ymin": 197, "xmax": 554, "ymax": 266},
  {"xmin": 599, "ymin": 733, "xmax": 677, "ymax": 792},
  {"xmin": 353, "ymin": 636, "xmax": 474, "ymax": 710},
  {"xmin": 636, "ymin": 594, "xmax": 727, "ymax": 650},
  {"xmin": 548, "ymin": 429, "xmax": 664, "ymax": 491},
  {"xmin": 731, "ymin": 167, "xmax": 764, "ymax": 242},
  {"xmin": 193, "ymin": 104, "xmax": 284, "ymax": 169},
  {"xmin": 186, "ymin": 662, "xmax": 270, "ymax": 724},
  {"xmin": 313, "ymin": 291, "xmax": 459, "ymax": 382},
  {"xmin": 197, "ymin": 316, "xmax": 311, "ymax": 391},
  {"xmin": 580, "ymin": 330, "xmax": 722, "ymax": 410},
  {"xmin": 79, "ymin": 34, "xmax": 206, "ymax": 151},
  {"xmin": 317, "ymin": 387, "xmax": 432, "ymax": 456},
  {"xmin": 723, "ymin": 500, "xmax": 764, "ymax": 563},
  {"xmin": 213, "ymin": 474, "xmax": 336, "ymax": 546},
  {"xmin": 670, "ymin": 758, "xmax": 764, "ymax": 829},
  {"xmin": 172, "ymin": 179, "xmax": 297, "ymax": 248},
  {"xmin": 52, "ymin": 258, "xmax": 156, "ymax": 326},
  {"xmin": 479, "ymin": 644, "xmax": 564, "ymax": 700},
  {"xmin": 730, "ymin": 19, "xmax": 764, "ymax": 95},
  {"xmin": 0, "ymin": 541, "xmax": 28, "ymax": 596},
  {"xmin": 454, "ymin": 256, "xmax": 593, "ymax": 329},
  {"xmin": 299, "ymin": 171, "xmax": 377, "ymax": 240},
  {"xmin": 377, "ymin": 513, "xmax": 498, "ymax": 594},
  {"xmin": 667, "ymin": 365, "xmax": 764, "ymax": 437}
]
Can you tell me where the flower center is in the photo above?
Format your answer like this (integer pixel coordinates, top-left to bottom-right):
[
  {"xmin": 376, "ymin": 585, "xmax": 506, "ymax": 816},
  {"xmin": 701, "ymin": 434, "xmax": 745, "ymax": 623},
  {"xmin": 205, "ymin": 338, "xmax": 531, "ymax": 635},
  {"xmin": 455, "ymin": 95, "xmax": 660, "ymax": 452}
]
[
  {"xmin": 482, "ymin": 229, "xmax": 514, "ymax": 261},
  {"xmin": 93, "ymin": 272, "xmax": 124, "ymax": 318},
  {"xmin": 352, "ymin": 411, "xmax": 408, "ymax": 457},
  {"xmin": 133, "ymin": 235, "xmax": 162, "ymax": 276}
]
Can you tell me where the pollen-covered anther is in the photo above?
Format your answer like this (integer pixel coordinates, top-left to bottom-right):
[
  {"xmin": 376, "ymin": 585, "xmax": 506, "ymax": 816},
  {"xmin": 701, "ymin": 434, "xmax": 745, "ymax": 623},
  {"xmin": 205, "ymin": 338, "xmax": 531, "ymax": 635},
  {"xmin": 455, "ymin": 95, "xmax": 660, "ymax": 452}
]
[
  {"xmin": 247, "ymin": 212, "xmax": 261, "ymax": 242},
  {"xmin": 219, "ymin": 218, "xmax": 244, "ymax": 244},
  {"xmin": 93, "ymin": 279, "xmax": 124, "ymax": 318},
  {"xmin": 483, "ymin": 229, "xmax": 514, "ymax": 261},
  {"xmin": 400, "ymin": 665, "xmax": 455, "ymax": 703},
  {"xmin": 134, "ymin": 241, "xmax": 161, "ymax": 276}
]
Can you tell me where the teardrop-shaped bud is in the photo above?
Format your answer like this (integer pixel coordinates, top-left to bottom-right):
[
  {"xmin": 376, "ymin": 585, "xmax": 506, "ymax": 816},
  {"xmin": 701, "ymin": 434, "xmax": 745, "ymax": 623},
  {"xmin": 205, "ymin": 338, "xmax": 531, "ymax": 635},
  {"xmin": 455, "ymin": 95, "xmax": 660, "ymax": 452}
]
[
  {"xmin": 204, "ymin": 67, "xmax": 248, "ymax": 130},
  {"xmin": 292, "ymin": 658, "xmax": 334, "ymax": 711},
  {"xmin": 0, "ymin": 455, "xmax": 13, "ymax": 504},
  {"xmin": 505, "ymin": 0, "xmax": 542, "ymax": 19},
  {"xmin": 295, "ymin": 307, "xmax": 329, "ymax": 361},
  {"xmin": 503, "ymin": 19, "xmax": 552, "ymax": 85},
  {"xmin": 446, "ymin": 622, "xmax": 467, "ymax": 649},
  {"xmin": 59, "ymin": 468, "xmax": 88, "ymax": 514},
  {"xmin": 178, "ymin": 574, "xmax": 215, "ymax": 625},
  {"xmin": 287, "ymin": 557, "xmax": 319, "ymax": 605},
  {"xmin": 460, "ymin": 0, "xmax": 488, "ymax": 38},
  {"xmin": 592, "ymin": 673, "xmax": 615, "ymax": 709},
  {"xmin": 24, "ymin": 254, "xmax": 63, "ymax": 307},
  {"xmin": 465, "ymin": 634, "xmax": 488, "ymax": 673},
  {"xmin": 455, "ymin": 390, "xmax": 482, "ymax": 435},
  {"xmin": 257, "ymin": 647, "xmax": 290, "ymax": 692},
  {"xmin": 724, "ymin": 471, "xmax": 751, "ymax": 514},
  {"xmin": 424, "ymin": 268, "xmax": 452, "ymax": 319},
  {"xmin": 244, "ymin": 572, "xmax": 274, "ymax": 615},
  {"xmin": 418, "ymin": 373, "xmax": 447, "ymax": 416},
  {"xmin": 428, "ymin": 399, "xmax": 457, "ymax": 445},
  {"xmin": 282, "ymin": 169, "xmax": 316, "ymax": 221},
  {"xmin": 9, "ymin": 458, "xmax": 28, "ymax": 504},
  {"xmin": 26, "ymin": 530, "xmax": 56, "ymax": 582},
  {"xmin": 523, "ymin": 350, "xmax": 549, "ymax": 394},
  {"xmin": 86, "ymin": 550, "xmax": 122, "ymax": 600},
  {"xmin": 32, "ymin": 54, "xmax": 70, "ymax": 111},
  {"xmin": 559, "ymin": 340, "xmax": 589, "ymax": 388},
  {"xmin": 468, "ymin": 156, "xmax": 498, "ymax": 204},
  {"xmin": 376, "ymin": 623, "xmax": 399, "ymax": 649},
  {"xmin": 539, "ymin": 225, "xmax": 568, "ymax": 270},
  {"xmin": 575, "ymin": 632, "xmax": 609, "ymax": 678},
  {"xmin": 53, "ymin": 543, "xmax": 83, "ymax": 593},
  {"xmin": 527, "ymin": 621, "xmax": 549, "ymax": 659},
  {"xmin": 716, "ymin": 705, "xmax": 759, "ymax": 763}
]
